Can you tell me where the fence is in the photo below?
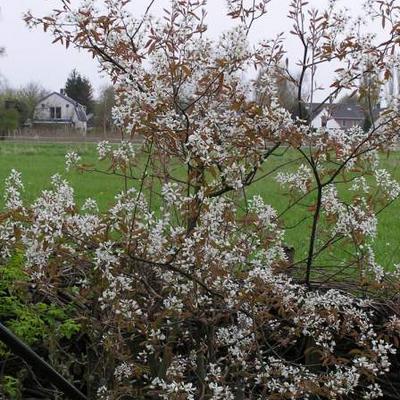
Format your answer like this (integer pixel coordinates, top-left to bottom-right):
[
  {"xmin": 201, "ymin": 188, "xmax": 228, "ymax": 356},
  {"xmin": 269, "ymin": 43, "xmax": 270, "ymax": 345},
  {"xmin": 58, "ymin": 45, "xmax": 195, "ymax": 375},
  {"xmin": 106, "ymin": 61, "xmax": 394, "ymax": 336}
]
[{"xmin": 0, "ymin": 127, "xmax": 142, "ymax": 144}]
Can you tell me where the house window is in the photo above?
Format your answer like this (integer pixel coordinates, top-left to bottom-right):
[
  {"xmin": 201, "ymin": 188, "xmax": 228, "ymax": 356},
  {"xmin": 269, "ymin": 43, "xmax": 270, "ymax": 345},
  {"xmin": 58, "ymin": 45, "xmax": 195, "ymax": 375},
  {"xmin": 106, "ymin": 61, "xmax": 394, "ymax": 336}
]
[
  {"xmin": 342, "ymin": 120, "xmax": 346, "ymax": 127},
  {"xmin": 50, "ymin": 107, "xmax": 62, "ymax": 119}
]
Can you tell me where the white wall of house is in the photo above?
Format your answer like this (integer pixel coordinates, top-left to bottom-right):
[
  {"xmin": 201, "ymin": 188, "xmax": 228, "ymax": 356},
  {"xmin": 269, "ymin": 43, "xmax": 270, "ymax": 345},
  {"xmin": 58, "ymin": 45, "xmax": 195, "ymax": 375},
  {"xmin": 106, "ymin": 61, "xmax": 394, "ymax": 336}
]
[
  {"xmin": 33, "ymin": 93, "xmax": 87, "ymax": 131},
  {"xmin": 74, "ymin": 120, "xmax": 87, "ymax": 130},
  {"xmin": 311, "ymin": 111, "xmax": 341, "ymax": 130},
  {"xmin": 311, "ymin": 108, "xmax": 366, "ymax": 131},
  {"xmin": 35, "ymin": 93, "xmax": 75, "ymax": 121}
]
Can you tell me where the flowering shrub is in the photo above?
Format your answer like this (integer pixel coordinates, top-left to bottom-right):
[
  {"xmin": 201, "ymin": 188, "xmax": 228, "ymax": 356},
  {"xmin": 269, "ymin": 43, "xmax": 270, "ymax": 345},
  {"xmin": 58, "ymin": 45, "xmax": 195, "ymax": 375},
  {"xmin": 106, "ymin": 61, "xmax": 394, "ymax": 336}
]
[{"xmin": 3, "ymin": 0, "xmax": 400, "ymax": 398}]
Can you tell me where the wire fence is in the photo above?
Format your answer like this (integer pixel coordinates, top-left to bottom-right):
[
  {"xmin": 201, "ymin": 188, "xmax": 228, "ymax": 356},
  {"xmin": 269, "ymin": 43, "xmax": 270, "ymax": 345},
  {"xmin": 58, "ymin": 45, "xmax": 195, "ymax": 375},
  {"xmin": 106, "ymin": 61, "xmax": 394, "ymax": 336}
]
[{"xmin": 0, "ymin": 128, "xmax": 143, "ymax": 144}]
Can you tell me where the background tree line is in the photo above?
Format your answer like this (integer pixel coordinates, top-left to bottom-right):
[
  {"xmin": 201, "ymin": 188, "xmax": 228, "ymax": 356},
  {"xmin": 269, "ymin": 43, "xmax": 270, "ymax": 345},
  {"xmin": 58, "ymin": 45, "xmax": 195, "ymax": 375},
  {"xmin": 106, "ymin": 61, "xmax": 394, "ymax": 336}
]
[{"xmin": 0, "ymin": 62, "xmax": 393, "ymax": 136}]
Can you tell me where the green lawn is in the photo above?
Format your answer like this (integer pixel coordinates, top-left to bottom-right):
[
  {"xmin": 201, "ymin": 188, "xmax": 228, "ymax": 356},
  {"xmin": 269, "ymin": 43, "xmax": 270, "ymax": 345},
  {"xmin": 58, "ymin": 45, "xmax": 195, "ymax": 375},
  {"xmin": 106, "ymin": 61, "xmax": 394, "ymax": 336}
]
[
  {"xmin": 0, "ymin": 142, "xmax": 399, "ymax": 270},
  {"xmin": 0, "ymin": 142, "xmax": 128, "ymax": 210}
]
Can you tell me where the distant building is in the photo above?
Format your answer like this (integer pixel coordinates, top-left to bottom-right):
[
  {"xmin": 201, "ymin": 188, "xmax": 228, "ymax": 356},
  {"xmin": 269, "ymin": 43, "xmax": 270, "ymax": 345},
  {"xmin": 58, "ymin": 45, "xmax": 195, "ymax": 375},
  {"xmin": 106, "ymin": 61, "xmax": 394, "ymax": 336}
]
[
  {"xmin": 308, "ymin": 101, "xmax": 381, "ymax": 131},
  {"xmin": 33, "ymin": 89, "xmax": 88, "ymax": 131}
]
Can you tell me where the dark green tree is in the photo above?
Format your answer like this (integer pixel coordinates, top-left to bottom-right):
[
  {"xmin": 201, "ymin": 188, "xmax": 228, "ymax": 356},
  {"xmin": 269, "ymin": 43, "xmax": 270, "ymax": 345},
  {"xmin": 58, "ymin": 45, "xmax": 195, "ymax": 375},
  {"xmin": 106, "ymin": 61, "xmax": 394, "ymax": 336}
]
[{"xmin": 64, "ymin": 69, "xmax": 94, "ymax": 113}]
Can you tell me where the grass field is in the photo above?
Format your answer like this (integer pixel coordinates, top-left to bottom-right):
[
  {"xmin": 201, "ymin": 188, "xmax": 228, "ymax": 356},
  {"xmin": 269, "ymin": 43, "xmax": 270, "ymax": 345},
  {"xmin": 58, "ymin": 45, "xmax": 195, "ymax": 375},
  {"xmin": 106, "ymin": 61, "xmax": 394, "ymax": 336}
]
[{"xmin": 0, "ymin": 141, "xmax": 399, "ymax": 270}]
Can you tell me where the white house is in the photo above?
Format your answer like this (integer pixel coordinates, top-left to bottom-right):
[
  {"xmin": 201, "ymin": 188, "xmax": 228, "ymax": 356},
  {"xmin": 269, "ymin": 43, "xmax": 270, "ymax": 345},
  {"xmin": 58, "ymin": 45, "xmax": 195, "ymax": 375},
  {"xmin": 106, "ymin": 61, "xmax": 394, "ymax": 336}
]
[
  {"xmin": 308, "ymin": 102, "xmax": 374, "ymax": 131},
  {"xmin": 33, "ymin": 90, "xmax": 88, "ymax": 131}
]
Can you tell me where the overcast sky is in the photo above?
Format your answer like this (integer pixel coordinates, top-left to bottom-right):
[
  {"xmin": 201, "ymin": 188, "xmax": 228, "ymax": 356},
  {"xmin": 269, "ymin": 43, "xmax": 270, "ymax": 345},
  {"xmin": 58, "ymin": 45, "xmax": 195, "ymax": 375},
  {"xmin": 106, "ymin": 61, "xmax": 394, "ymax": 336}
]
[{"xmin": 0, "ymin": 1, "xmax": 369, "ymax": 98}]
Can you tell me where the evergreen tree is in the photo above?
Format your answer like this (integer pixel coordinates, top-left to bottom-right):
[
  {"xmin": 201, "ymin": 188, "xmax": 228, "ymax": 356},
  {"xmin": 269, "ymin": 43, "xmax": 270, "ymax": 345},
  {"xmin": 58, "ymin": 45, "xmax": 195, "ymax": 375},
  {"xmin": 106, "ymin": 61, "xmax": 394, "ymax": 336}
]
[{"xmin": 64, "ymin": 69, "xmax": 94, "ymax": 113}]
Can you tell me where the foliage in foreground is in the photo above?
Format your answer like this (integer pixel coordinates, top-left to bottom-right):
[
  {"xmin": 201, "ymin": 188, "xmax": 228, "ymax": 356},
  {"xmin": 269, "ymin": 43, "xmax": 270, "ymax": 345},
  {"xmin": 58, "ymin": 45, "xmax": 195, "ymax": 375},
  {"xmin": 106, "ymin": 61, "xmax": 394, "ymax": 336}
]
[{"xmin": 2, "ymin": 0, "xmax": 400, "ymax": 398}]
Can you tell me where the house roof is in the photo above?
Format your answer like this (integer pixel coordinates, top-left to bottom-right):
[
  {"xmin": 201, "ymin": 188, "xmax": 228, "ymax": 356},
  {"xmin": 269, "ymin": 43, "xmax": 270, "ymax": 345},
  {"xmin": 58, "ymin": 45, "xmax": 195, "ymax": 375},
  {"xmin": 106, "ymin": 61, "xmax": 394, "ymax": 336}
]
[
  {"xmin": 36, "ymin": 91, "xmax": 88, "ymax": 122},
  {"xmin": 75, "ymin": 106, "xmax": 88, "ymax": 122},
  {"xmin": 308, "ymin": 102, "xmax": 366, "ymax": 120}
]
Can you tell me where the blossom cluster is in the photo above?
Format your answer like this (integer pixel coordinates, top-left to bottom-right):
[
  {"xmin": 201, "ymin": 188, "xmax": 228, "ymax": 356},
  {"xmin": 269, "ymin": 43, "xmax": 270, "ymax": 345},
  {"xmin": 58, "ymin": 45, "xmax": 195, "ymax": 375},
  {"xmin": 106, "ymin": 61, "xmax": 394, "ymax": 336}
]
[{"xmin": 1, "ymin": 169, "xmax": 398, "ymax": 399}]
